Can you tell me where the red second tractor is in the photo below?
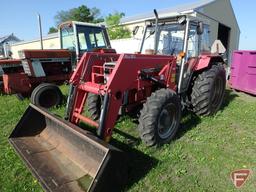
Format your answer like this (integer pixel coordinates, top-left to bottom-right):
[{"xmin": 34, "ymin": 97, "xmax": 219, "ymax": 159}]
[
  {"xmin": 1, "ymin": 50, "xmax": 72, "ymax": 107},
  {"xmin": 9, "ymin": 11, "xmax": 226, "ymax": 191},
  {"xmin": 1, "ymin": 21, "xmax": 111, "ymax": 108}
]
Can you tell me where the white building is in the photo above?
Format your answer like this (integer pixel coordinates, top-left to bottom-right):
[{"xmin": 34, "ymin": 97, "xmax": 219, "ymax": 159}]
[
  {"xmin": 0, "ymin": 33, "xmax": 21, "ymax": 58},
  {"xmin": 11, "ymin": 33, "xmax": 59, "ymax": 59}
]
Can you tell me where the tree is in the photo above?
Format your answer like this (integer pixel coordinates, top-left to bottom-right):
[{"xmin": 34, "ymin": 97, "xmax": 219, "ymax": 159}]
[
  {"xmin": 48, "ymin": 27, "xmax": 58, "ymax": 34},
  {"xmin": 54, "ymin": 5, "xmax": 103, "ymax": 26},
  {"xmin": 105, "ymin": 12, "xmax": 131, "ymax": 40},
  {"xmin": 90, "ymin": 7, "xmax": 104, "ymax": 23},
  {"xmin": 49, "ymin": 5, "xmax": 104, "ymax": 33}
]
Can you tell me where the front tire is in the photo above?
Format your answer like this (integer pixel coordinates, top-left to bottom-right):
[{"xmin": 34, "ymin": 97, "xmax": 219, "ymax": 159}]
[
  {"xmin": 87, "ymin": 93, "xmax": 101, "ymax": 121},
  {"xmin": 138, "ymin": 89, "xmax": 181, "ymax": 147},
  {"xmin": 191, "ymin": 64, "xmax": 226, "ymax": 116}
]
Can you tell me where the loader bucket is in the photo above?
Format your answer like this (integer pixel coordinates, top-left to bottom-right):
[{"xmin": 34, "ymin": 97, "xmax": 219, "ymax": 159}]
[{"xmin": 9, "ymin": 104, "xmax": 127, "ymax": 192}]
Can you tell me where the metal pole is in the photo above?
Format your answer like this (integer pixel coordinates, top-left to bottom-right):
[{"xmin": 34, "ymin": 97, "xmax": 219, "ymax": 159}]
[
  {"xmin": 98, "ymin": 94, "xmax": 109, "ymax": 139},
  {"xmin": 178, "ymin": 19, "xmax": 190, "ymax": 94},
  {"xmin": 153, "ymin": 9, "xmax": 159, "ymax": 54},
  {"xmin": 37, "ymin": 13, "xmax": 43, "ymax": 50}
]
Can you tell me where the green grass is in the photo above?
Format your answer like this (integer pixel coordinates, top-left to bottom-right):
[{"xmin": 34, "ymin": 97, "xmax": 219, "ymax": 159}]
[{"xmin": 0, "ymin": 88, "xmax": 256, "ymax": 192}]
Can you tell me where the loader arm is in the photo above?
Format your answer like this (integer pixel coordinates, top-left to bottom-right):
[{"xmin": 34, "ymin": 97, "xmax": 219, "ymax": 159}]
[{"xmin": 67, "ymin": 52, "xmax": 177, "ymax": 141}]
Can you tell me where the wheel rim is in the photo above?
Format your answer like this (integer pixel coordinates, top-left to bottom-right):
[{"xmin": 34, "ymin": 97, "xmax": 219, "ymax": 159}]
[
  {"xmin": 211, "ymin": 77, "xmax": 224, "ymax": 108},
  {"xmin": 157, "ymin": 103, "xmax": 177, "ymax": 139},
  {"xmin": 39, "ymin": 90, "xmax": 58, "ymax": 108}
]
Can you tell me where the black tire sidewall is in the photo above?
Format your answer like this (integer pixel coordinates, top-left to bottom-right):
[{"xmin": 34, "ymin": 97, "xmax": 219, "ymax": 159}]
[
  {"xmin": 31, "ymin": 84, "xmax": 62, "ymax": 108},
  {"xmin": 209, "ymin": 67, "xmax": 226, "ymax": 113},
  {"xmin": 191, "ymin": 64, "xmax": 226, "ymax": 116}
]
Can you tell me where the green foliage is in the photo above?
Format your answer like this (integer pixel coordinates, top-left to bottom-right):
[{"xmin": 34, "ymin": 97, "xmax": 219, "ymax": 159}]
[
  {"xmin": 53, "ymin": 5, "xmax": 104, "ymax": 27},
  {"xmin": 90, "ymin": 7, "xmax": 104, "ymax": 23},
  {"xmin": 105, "ymin": 12, "xmax": 131, "ymax": 40},
  {"xmin": 48, "ymin": 27, "xmax": 58, "ymax": 34},
  {"xmin": 49, "ymin": 6, "xmax": 129, "ymax": 39}
]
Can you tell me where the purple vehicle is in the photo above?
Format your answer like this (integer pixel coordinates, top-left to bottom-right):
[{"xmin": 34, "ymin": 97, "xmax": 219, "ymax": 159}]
[{"xmin": 230, "ymin": 51, "xmax": 256, "ymax": 96}]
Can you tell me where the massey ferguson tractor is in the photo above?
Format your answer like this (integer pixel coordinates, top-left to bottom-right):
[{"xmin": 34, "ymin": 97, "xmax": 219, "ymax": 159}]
[
  {"xmin": 1, "ymin": 21, "xmax": 111, "ymax": 108},
  {"xmin": 9, "ymin": 11, "xmax": 226, "ymax": 192}
]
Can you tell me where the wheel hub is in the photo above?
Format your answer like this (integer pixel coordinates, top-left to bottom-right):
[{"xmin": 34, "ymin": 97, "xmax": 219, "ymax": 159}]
[{"xmin": 157, "ymin": 103, "xmax": 177, "ymax": 139}]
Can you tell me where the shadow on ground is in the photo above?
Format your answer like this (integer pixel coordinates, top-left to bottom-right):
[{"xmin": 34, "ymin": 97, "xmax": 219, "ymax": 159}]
[
  {"xmin": 79, "ymin": 122, "xmax": 158, "ymax": 191},
  {"xmin": 177, "ymin": 89, "xmax": 238, "ymax": 139},
  {"xmin": 176, "ymin": 111, "xmax": 201, "ymax": 140},
  {"xmin": 220, "ymin": 89, "xmax": 238, "ymax": 111},
  {"xmin": 78, "ymin": 89, "xmax": 238, "ymax": 191},
  {"xmin": 111, "ymin": 130, "xmax": 158, "ymax": 191}
]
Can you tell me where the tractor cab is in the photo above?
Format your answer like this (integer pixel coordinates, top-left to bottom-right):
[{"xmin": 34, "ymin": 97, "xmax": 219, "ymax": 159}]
[
  {"xmin": 139, "ymin": 13, "xmax": 212, "ymax": 93},
  {"xmin": 140, "ymin": 15, "xmax": 211, "ymax": 60},
  {"xmin": 59, "ymin": 21, "xmax": 111, "ymax": 59}
]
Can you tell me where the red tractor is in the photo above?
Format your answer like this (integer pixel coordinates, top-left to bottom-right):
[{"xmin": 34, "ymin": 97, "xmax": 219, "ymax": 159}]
[
  {"xmin": 1, "ymin": 50, "xmax": 72, "ymax": 107},
  {"xmin": 9, "ymin": 12, "xmax": 226, "ymax": 191},
  {"xmin": 65, "ymin": 12, "xmax": 226, "ymax": 145},
  {"xmin": 1, "ymin": 21, "xmax": 111, "ymax": 108}
]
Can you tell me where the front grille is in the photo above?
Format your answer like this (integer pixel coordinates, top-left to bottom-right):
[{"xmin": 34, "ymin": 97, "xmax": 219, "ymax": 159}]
[{"xmin": 22, "ymin": 60, "xmax": 31, "ymax": 76}]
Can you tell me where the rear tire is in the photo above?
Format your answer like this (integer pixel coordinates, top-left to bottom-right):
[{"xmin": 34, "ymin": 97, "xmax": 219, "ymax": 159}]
[
  {"xmin": 31, "ymin": 83, "xmax": 63, "ymax": 108},
  {"xmin": 191, "ymin": 64, "xmax": 226, "ymax": 116},
  {"xmin": 87, "ymin": 93, "xmax": 101, "ymax": 121},
  {"xmin": 138, "ymin": 89, "xmax": 181, "ymax": 147}
]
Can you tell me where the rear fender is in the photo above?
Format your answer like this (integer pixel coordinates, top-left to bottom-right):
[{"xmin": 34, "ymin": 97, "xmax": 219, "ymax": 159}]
[
  {"xmin": 193, "ymin": 55, "xmax": 224, "ymax": 71},
  {"xmin": 180, "ymin": 55, "xmax": 224, "ymax": 94}
]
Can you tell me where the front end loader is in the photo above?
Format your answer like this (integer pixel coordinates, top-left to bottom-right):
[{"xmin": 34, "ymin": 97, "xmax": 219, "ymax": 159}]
[
  {"xmin": 9, "ymin": 104, "xmax": 126, "ymax": 192},
  {"xmin": 9, "ymin": 11, "xmax": 226, "ymax": 191}
]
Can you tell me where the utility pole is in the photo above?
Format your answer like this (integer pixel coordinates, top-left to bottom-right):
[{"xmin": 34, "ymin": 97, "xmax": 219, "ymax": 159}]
[{"xmin": 37, "ymin": 13, "xmax": 43, "ymax": 50}]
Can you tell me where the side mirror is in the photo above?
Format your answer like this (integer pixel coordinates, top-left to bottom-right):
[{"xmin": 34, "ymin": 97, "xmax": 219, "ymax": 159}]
[
  {"xmin": 132, "ymin": 26, "xmax": 139, "ymax": 36},
  {"xmin": 197, "ymin": 22, "xmax": 204, "ymax": 35}
]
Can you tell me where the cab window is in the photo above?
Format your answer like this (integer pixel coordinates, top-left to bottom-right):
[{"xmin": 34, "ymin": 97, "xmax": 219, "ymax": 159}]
[
  {"xmin": 61, "ymin": 26, "xmax": 76, "ymax": 50},
  {"xmin": 76, "ymin": 25, "xmax": 107, "ymax": 53}
]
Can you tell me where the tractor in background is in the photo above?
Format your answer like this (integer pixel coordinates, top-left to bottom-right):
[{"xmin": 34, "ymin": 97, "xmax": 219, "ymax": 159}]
[
  {"xmin": 1, "ymin": 21, "xmax": 111, "ymax": 108},
  {"xmin": 9, "ymin": 11, "xmax": 226, "ymax": 191}
]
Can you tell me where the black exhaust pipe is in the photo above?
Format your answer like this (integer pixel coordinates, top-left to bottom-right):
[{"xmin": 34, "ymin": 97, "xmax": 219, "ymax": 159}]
[{"xmin": 153, "ymin": 9, "xmax": 159, "ymax": 54}]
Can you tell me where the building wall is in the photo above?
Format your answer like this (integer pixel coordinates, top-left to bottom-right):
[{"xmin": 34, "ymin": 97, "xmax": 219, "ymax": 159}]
[
  {"xmin": 125, "ymin": 22, "xmax": 146, "ymax": 40},
  {"xmin": 11, "ymin": 37, "xmax": 60, "ymax": 59},
  {"xmin": 0, "ymin": 37, "xmax": 21, "ymax": 58},
  {"xmin": 111, "ymin": 38, "xmax": 141, "ymax": 53},
  {"xmin": 197, "ymin": 0, "xmax": 240, "ymax": 63}
]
